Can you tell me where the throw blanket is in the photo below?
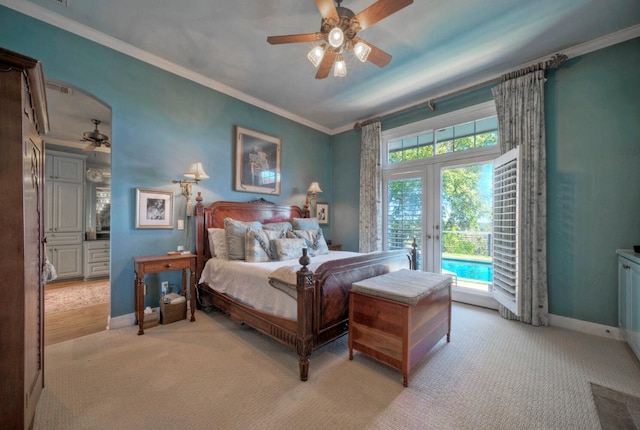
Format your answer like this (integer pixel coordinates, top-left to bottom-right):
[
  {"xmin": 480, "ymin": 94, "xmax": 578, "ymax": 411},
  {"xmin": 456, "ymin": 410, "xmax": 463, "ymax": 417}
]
[{"xmin": 268, "ymin": 263, "xmax": 322, "ymax": 299}]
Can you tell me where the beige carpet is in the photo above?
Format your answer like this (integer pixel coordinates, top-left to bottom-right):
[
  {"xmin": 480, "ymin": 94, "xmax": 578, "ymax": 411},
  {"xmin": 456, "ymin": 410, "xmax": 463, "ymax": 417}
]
[
  {"xmin": 35, "ymin": 303, "xmax": 640, "ymax": 429},
  {"xmin": 45, "ymin": 280, "xmax": 110, "ymax": 314}
]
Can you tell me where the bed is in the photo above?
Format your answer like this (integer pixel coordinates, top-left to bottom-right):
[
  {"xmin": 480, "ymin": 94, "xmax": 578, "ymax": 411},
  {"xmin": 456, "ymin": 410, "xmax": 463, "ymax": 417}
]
[{"xmin": 194, "ymin": 197, "xmax": 413, "ymax": 381}]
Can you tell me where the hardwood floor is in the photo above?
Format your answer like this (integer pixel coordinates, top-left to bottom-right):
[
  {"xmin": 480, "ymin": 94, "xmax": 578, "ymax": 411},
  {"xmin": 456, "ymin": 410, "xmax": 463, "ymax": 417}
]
[{"xmin": 45, "ymin": 278, "xmax": 110, "ymax": 346}]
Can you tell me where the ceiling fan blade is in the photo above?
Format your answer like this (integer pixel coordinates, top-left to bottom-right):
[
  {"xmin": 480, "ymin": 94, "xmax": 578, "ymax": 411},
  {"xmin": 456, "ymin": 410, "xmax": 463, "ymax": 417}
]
[
  {"xmin": 267, "ymin": 33, "xmax": 322, "ymax": 44},
  {"xmin": 315, "ymin": 0, "xmax": 338, "ymax": 19},
  {"xmin": 354, "ymin": 37, "xmax": 392, "ymax": 67},
  {"xmin": 355, "ymin": 0, "xmax": 413, "ymax": 31},
  {"xmin": 315, "ymin": 50, "xmax": 336, "ymax": 79}
]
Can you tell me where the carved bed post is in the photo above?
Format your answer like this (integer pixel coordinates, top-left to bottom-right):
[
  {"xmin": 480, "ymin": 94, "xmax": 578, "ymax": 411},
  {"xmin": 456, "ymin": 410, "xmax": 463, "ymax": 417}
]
[
  {"xmin": 194, "ymin": 193, "xmax": 205, "ymax": 277},
  {"xmin": 411, "ymin": 238, "xmax": 418, "ymax": 270},
  {"xmin": 296, "ymin": 248, "xmax": 314, "ymax": 381}
]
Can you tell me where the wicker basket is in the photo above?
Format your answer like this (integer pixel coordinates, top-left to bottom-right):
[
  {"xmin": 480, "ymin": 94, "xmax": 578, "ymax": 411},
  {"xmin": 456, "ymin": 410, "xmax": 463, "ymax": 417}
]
[
  {"xmin": 160, "ymin": 299, "xmax": 187, "ymax": 324},
  {"xmin": 142, "ymin": 309, "xmax": 159, "ymax": 329}
]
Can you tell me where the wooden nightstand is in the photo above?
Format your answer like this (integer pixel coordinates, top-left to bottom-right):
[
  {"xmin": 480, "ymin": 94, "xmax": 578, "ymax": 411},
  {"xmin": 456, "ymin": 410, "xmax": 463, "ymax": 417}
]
[
  {"xmin": 328, "ymin": 244, "xmax": 342, "ymax": 251},
  {"xmin": 133, "ymin": 253, "xmax": 196, "ymax": 335}
]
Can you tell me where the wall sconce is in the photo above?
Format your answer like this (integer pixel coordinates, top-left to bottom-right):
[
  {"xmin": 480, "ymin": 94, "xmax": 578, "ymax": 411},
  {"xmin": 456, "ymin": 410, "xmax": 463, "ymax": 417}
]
[
  {"xmin": 173, "ymin": 162, "xmax": 209, "ymax": 216},
  {"xmin": 307, "ymin": 181, "xmax": 322, "ymax": 217}
]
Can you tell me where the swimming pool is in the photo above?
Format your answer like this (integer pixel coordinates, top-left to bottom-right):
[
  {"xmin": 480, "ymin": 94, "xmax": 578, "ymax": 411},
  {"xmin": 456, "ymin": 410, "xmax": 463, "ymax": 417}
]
[{"xmin": 442, "ymin": 258, "xmax": 492, "ymax": 283}]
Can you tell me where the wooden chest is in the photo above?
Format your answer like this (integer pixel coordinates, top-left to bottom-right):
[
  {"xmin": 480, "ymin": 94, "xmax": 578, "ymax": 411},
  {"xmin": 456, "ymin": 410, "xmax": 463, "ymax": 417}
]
[{"xmin": 349, "ymin": 269, "xmax": 452, "ymax": 387}]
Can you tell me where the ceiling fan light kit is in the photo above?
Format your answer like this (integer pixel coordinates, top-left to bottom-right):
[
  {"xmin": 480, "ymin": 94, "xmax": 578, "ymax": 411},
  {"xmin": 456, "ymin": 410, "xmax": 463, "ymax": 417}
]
[
  {"xmin": 82, "ymin": 118, "xmax": 111, "ymax": 151},
  {"xmin": 267, "ymin": 0, "xmax": 413, "ymax": 79}
]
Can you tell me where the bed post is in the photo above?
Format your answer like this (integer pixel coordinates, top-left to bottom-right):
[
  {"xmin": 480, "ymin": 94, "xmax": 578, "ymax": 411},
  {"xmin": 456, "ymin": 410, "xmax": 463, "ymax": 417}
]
[
  {"xmin": 195, "ymin": 193, "xmax": 205, "ymax": 277},
  {"xmin": 411, "ymin": 238, "xmax": 418, "ymax": 270},
  {"xmin": 296, "ymin": 248, "xmax": 314, "ymax": 381}
]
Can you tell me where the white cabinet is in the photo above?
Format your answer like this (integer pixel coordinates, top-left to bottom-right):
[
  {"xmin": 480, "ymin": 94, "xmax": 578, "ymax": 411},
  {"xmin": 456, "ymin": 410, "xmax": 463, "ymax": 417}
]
[
  {"xmin": 47, "ymin": 243, "xmax": 84, "ymax": 279},
  {"xmin": 617, "ymin": 249, "xmax": 640, "ymax": 361},
  {"xmin": 45, "ymin": 151, "xmax": 84, "ymax": 182},
  {"xmin": 84, "ymin": 240, "xmax": 110, "ymax": 279},
  {"xmin": 45, "ymin": 150, "xmax": 85, "ymax": 280}
]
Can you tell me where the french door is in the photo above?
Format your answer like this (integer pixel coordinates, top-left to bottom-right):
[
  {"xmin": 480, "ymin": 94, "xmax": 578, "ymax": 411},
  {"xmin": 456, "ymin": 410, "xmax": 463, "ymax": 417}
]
[{"xmin": 384, "ymin": 151, "xmax": 499, "ymax": 308}]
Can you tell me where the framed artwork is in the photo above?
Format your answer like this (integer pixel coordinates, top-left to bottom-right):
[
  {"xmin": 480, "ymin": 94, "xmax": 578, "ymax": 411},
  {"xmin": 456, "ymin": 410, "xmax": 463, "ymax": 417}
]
[
  {"xmin": 234, "ymin": 125, "xmax": 282, "ymax": 195},
  {"xmin": 316, "ymin": 202, "xmax": 329, "ymax": 225},
  {"xmin": 135, "ymin": 188, "xmax": 174, "ymax": 229}
]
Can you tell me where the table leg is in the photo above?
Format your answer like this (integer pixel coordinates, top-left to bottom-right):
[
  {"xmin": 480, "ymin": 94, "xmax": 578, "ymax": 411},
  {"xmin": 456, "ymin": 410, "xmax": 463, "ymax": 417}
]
[
  {"xmin": 135, "ymin": 274, "xmax": 145, "ymax": 335},
  {"xmin": 189, "ymin": 267, "xmax": 196, "ymax": 322}
]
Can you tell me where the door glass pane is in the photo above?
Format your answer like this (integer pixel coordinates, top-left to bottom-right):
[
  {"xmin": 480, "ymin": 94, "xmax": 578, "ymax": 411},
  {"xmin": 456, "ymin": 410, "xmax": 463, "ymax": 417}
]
[
  {"xmin": 440, "ymin": 163, "xmax": 493, "ymax": 293},
  {"xmin": 387, "ymin": 178, "xmax": 422, "ymax": 269}
]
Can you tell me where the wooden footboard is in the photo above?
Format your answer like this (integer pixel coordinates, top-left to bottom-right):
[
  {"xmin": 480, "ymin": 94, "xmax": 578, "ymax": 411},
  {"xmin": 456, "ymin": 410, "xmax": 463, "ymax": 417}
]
[{"xmin": 194, "ymin": 198, "xmax": 413, "ymax": 381}]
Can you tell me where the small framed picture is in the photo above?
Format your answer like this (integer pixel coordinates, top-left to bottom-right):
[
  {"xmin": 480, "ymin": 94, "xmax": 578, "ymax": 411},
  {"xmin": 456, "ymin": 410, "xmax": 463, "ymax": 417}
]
[
  {"xmin": 316, "ymin": 202, "xmax": 329, "ymax": 225},
  {"xmin": 135, "ymin": 188, "xmax": 174, "ymax": 229}
]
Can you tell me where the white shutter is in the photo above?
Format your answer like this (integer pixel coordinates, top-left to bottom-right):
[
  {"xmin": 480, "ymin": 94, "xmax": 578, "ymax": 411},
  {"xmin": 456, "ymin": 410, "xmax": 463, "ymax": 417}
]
[{"xmin": 492, "ymin": 147, "xmax": 520, "ymax": 315}]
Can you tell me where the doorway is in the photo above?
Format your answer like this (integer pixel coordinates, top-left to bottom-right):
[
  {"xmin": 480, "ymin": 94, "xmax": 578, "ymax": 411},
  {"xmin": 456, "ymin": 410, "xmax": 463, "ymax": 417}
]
[{"xmin": 43, "ymin": 80, "xmax": 112, "ymax": 344}]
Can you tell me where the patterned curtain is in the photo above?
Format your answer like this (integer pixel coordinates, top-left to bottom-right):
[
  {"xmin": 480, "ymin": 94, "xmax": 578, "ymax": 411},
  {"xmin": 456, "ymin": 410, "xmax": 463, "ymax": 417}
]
[
  {"xmin": 359, "ymin": 121, "xmax": 382, "ymax": 253},
  {"xmin": 492, "ymin": 69, "xmax": 548, "ymax": 326}
]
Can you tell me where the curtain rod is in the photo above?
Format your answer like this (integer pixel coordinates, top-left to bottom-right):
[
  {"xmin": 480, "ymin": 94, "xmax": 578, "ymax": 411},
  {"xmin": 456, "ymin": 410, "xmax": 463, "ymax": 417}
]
[{"xmin": 353, "ymin": 53, "xmax": 567, "ymax": 129}]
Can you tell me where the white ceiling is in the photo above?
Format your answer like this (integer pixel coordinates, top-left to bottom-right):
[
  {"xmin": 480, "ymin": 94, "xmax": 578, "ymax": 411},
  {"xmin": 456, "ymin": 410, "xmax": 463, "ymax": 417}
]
[{"xmin": 5, "ymin": 0, "xmax": 640, "ymax": 134}]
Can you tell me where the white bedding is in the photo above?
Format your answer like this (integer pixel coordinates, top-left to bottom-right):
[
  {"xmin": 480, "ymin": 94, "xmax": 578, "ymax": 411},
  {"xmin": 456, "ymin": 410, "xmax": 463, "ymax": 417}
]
[{"xmin": 198, "ymin": 251, "xmax": 361, "ymax": 320}]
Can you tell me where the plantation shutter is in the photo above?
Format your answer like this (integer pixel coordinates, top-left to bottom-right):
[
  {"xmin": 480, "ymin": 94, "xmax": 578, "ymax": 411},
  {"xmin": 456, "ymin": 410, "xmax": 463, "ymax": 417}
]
[{"xmin": 492, "ymin": 147, "xmax": 520, "ymax": 315}]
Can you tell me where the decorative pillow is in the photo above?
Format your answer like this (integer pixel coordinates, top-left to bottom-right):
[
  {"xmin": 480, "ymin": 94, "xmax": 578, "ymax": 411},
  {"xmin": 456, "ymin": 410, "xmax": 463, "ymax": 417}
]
[
  {"xmin": 292, "ymin": 217, "xmax": 320, "ymax": 231},
  {"xmin": 245, "ymin": 229, "xmax": 286, "ymax": 262},
  {"xmin": 273, "ymin": 238, "xmax": 306, "ymax": 261},
  {"xmin": 207, "ymin": 228, "xmax": 228, "ymax": 260},
  {"xmin": 263, "ymin": 221, "xmax": 293, "ymax": 233},
  {"xmin": 287, "ymin": 229, "xmax": 329, "ymax": 256},
  {"xmin": 224, "ymin": 218, "xmax": 262, "ymax": 260}
]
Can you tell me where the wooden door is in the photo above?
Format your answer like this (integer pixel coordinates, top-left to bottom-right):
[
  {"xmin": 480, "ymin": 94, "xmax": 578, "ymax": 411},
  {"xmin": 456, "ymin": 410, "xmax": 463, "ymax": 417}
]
[{"xmin": 22, "ymin": 133, "xmax": 45, "ymax": 427}]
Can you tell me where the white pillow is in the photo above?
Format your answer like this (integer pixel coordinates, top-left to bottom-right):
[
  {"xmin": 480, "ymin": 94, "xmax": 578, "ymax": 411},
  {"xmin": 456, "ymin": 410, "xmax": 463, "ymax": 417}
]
[
  {"xmin": 207, "ymin": 228, "xmax": 228, "ymax": 260},
  {"xmin": 287, "ymin": 229, "xmax": 329, "ymax": 256},
  {"xmin": 292, "ymin": 217, "xmax": 320, "ymax": 231},
  {"xmin": 273, "ymin": 238, "xmax": 306, "ymax": 261},
  {"xmin": 245, "ymin": 229, "xmax": 285, "ymax": 262},
  {"xmin": 224, "ymin": 218, "xmax": 262, "ymax": 260}
]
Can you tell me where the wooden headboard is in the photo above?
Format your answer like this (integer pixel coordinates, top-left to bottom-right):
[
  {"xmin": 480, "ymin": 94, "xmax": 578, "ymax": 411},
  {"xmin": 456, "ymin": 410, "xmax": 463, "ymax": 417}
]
[{"xmin": 194, "ymin": 197, "xmax": 304, "ymax": 276}]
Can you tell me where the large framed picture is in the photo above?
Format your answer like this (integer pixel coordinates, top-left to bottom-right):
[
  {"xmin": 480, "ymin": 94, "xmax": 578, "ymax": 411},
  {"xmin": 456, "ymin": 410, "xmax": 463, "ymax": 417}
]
[
  {"xmin": 316, "ymin": 202, "xmax": 329, "ymax": 225},
  {"xmin": 234, "ymin": 125, "xmax": 281, "ymax": 195},
  {"xmin": 135, "ymin": 188, "xmax": 174, "ymax": 229}
]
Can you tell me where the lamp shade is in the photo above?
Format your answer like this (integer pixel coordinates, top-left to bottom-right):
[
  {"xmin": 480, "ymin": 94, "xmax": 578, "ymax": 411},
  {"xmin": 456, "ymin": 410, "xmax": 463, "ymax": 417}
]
[
  {"xmin": 307, "ymin": 181, "xmax": 323, "ymax": 194},
  {"xmin": 183, "ymin": 162, "xmax": 209, "ymax": 181}
]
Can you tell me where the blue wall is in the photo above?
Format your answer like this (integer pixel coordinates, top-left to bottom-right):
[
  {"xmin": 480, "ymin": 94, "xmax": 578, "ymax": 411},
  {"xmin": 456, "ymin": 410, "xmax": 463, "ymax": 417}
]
[
  {"xmin": 546, "ymin": 37, "xmax": 640, "ymax": 326},
  {"xmin": 2, "ymin": 6, "xmax": 639, "ymax": 327},
  {"xmin": 331, "ymin": 37, "xmax": 640, "ymax": 327},
  {"xmin": 0, "ymin": 6, "xmax": 332, "ymax": 317}
]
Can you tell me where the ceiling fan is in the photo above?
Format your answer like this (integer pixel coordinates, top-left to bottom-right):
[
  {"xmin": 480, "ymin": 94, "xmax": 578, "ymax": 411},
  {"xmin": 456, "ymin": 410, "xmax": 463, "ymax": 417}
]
[
  {"xmin": 82, "ymin": 118, "xmax": 111, "ymax": 151},
  {"xmin": 267, "ymin": 0, "xmax": 413, "ymax": 79}
]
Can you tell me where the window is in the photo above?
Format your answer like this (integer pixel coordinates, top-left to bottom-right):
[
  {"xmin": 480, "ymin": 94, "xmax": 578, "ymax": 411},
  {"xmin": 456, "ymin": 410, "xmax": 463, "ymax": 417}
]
[{"xmin": 387, "ymin": 116, "xmax": 498, "ymax": 164}]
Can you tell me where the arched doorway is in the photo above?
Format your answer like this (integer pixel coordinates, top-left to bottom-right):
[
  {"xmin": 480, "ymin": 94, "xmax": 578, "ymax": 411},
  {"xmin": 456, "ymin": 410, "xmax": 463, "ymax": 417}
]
[{"xmin": 43, "ymin": 80, "xmax": 112, "ymax": 345}]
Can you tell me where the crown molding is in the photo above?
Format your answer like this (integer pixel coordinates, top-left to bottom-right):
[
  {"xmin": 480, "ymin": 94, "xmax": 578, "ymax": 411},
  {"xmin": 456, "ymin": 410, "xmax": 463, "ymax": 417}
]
[
  {"xmin": 2, "ymin": 1, "xmax": 638, "ymax": 136},
  {"xmin": 0, "ymin": 0, "xmax": 331, "ymax": 135},
  {"xmin": 337, "ymin": 23, "xmax": 640, "ymax": 136}
]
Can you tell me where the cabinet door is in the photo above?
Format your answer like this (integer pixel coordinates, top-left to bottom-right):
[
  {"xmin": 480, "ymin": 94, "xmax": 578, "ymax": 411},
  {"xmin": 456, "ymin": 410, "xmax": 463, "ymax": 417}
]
[
  {"xmin": 53, "ymin": 155, "xmax": 84, "ymax": 182},
  {"xmin": 619, "ymin": 257, "xmax": 630, "ymax": 331},
  {"xmin": 630, "ymin": 261, "xmax": 640, "ymax": 356},
  {"xmin": 52, "ymin": 245, "xmax": 83, "ymax": 279},
  {"xmin": 53, "ymin": 182, "xmax": 83, "ymax": 232}
]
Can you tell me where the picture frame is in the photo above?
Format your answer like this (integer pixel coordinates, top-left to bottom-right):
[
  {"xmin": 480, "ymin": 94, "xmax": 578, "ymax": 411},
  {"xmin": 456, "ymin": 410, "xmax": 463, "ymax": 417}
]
[
  {"xmin": 234, "ymin": 125, "xmax": 282, "ymax": 195},
  {"xmin": 135, "ymin": 188, "xmax": 174, "ymax": 229},
  {"xmin": 316, "ymin": 202, "xmax": 329, "ymax": 225}
]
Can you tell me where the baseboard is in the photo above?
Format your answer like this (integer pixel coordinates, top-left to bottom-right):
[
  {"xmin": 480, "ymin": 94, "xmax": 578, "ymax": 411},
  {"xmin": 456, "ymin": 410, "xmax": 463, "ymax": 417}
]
[
  {"xmin": 108, "ymin": 313, "xmax": 136, "ymax": 330},
  {"xmin": 108, "ymin": 306, "xmax": 162, "ymax": 330},
  {"xmin": 547, "ymin": 313, "xmax": 624, "ymax": 341},
  {"xmin": 107, "ymin": 303, "xmax": 623, "ymax": 343}
]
